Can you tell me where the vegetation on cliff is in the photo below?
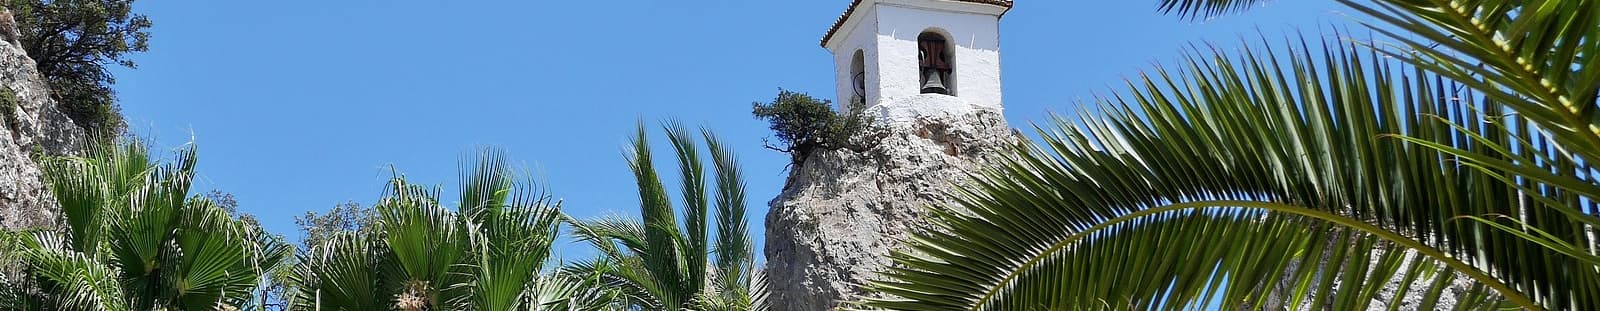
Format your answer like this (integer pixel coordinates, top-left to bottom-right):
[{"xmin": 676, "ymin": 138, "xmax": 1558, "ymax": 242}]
[
  {"xmin": 4, "ymin": 0, "xmax": 151, "ymax": 138},
  {"xmin": 752, "ymin": 90, "xmax": 879, "ymax": 166}
]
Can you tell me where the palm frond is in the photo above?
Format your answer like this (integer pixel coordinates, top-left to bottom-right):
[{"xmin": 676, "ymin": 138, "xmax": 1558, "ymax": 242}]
[
  {"xmin": 374, "ymin": 175, "xmax": 469, "ymax": 309},
  {"xmin": 289, "ymin": 232, "xmax": 391, "ymax": 311},
  {"xmin": 1155, "ymin": 0, "xmax": 1273, "ymax": 21},
  {"xmin": 289, "ymin": 150, "xmax": 578, "ymax": 310},
  {"xmin": 694, "ymin": 257, "xmax": 770, "ymax": 311},
  {"xmin": 38, "ymin": 139, "xmax": 165, "ymax": 256},
  {"xmin": 524, "ymin": 269, "xmax": 621, "ymax": 311},
  {"xmin": 569, "ymin": 215, "xmax": 648, "ymax": 257},
  {"xmin": 665, "ymin": 121, "xmax": 711, "ymax": 302},
  {"xmin": 107, "ymin": 161, "xmax": 195, "ymax": 309},
  {"xmin": 459, "ymin": 147, "xmax": 513, "ymax": 219},
  {"xmin": 628, "ymin": 121, "xmax": 693, "ymax": 309},
  {"xmin": 17, "ymin": 232, "xmax": 127, "ymax": 311},
  {"xmin": 747, "ymin": 266, "xmax": 772, "ymax": 311},
  {"xmin": 466, "ymin": 157, "xmax": 565, "ymax": 310},
  {"xmin": 570, "ymin": 123, "xmax": 762, "ymax": 310},
  {"xmin": 862, "ymin": 32, "xmax": 1596, "ymax": 310},
  {"xmin": 165, "ymin": 197, "xmax": 248, "ymax": 308},
  {"xmin": 566, "ymin": 218, "xmax": 668, "ymax": 308},
  {"xmin": 562, "ymin": 257, "xmax": 657, "ymax": 310},
  {"xmin": 1337, "ymin": 0, "xmax": 1600, "ymax": 162},
  {"xmin": 705, "ymin": 129, "xmax": 752, "ymax": 287}
]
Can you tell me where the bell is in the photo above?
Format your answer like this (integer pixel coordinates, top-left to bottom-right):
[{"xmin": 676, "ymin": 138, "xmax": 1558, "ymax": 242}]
[{"xmin": 921, "ymin": 70, "xmax": 949, "ymax": 95}]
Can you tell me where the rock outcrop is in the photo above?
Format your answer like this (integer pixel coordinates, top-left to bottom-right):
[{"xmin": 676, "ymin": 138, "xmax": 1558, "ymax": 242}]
[
  {"xmin": 764, "ymin": 95, "xmax": 1014, "ymax": 311},
  {"xmin": 0, "ymin": 7, "xmax": 83, "ymax": 230}
]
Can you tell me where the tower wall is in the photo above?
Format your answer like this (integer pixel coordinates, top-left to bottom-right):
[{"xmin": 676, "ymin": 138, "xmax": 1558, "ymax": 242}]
[
  {"xmin": 873, "ymin": 4, "xmax": 1003, "ymax": 111},
  {"xmin": 829, "ymin": 5, "xmax": 882, "ymax": 108},
  {"xmin": 825, "ymin": 0, "xmax": 1005, "ymax": 112}
]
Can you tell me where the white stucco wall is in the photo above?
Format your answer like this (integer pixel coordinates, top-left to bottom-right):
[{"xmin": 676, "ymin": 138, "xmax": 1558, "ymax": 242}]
[
  {"xmin": 828, "ymin": 4, "xmax": 883, "ymax": 108},
  {"xmin": 874, "ymin": 3, "xmax": 1002, "ymax": 111},
  {"xmin": 826, "ymin": 0, "xmax": 1005, "ymax": 113}
]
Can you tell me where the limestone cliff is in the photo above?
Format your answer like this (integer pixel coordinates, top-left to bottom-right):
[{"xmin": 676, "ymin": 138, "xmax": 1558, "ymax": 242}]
[
  {"xmin": 0, "ymin": 7, "xmax": 84, "ymax": 230},
  {"xmin": 764, "ymin": 95, "xmax": 1014, "ymax": 311}
]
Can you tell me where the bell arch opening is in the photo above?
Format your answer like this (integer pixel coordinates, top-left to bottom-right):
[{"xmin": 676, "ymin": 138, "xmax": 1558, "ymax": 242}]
[
  {"xmin": 850, "ymin": 49, "xmax": 867, "ymax": 105},
  {"xmin": 917, "ymin": 30, "xmax": 955, "ymax": 96}
]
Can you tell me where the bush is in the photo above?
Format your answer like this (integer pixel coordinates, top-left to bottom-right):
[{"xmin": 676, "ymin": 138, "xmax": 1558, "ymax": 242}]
[
  {"xmin": 752, "ymin": 89, "xmax": 880, "ymax": 165},
  {"xmin": 1, "ymin": 87, "xmax": 16, "ymax": 130}
]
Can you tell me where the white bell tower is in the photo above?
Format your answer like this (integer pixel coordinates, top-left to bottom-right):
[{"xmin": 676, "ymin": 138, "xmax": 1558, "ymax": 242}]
[{"xmin": 823, "ymin": 0, "xmax": 1010, "ymax": 112}]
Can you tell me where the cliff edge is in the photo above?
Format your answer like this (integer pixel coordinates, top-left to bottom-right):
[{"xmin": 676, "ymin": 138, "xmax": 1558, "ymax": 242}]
[{"xmin": 0, "ymin": 7, "xmax": 85, "ymax": 229}]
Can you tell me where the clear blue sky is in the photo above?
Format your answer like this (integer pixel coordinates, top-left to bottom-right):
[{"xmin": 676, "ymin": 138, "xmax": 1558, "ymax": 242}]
[{"xmin": 110, "ymin": 0, "xmax": 1357, "ymax": 259}]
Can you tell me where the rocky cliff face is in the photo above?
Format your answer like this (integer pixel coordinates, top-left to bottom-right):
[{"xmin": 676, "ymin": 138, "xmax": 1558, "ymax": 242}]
[
  {"xmin": 764, "ymin": 95, "xmax": 1014, "ymax": 311},
  {"xmin": 0, "ymin": 7, "xmax": 84, "ymax": 230}
]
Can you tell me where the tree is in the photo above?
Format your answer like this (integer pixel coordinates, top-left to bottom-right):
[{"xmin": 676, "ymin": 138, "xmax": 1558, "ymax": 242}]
[
  {"xmin": 0, "ymin": 140, "xmax": 289, "ymax": 310},
  {"xmin": 568, "ymin": 122, "xmax": 769, "ymax": 311},
  {"xmin": 287, "ymin": 150, "xmax": 614, "ymax": 311},
  {"xmin": 292, "ymin": 201, "xmax": 372, "ymax": 251},
  {"xmin": 3, "ymin": 0, "xmax": 151, "ymax": 136},
  {"xmin": 260, "ymin": 200, "xmax": 374, "ymax": 310},
  {"xmin": 861, "ymin": 0, "xmax": 1600, "ymax": 310},
  {"xmin": 260, "ymin": 200, "xmax": 375, "ymax": 310},
  {"xmin": 752, "ymin": 89, "xmax": 878, "ymax": 165},
  {"xmin": 205, "ymin": 190, "xmax": 264, "ymax": 230}
]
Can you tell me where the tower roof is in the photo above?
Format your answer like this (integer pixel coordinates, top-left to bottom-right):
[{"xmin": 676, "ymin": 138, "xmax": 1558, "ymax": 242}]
[{"xmin": 820, "ymin": 0, "xmax": 1013, "ymax": 48}]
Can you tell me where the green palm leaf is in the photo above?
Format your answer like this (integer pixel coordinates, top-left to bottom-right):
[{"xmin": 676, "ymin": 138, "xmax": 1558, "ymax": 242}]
[
  {"xmin": 16, "ymin": 140, "xmax": 284, "ymax": 311},
  {"xmin": 169, "ymin": 197, "xmax": 259, "ymax": 309},
  {"xmin": 464, "ymin": 153, "xmax": 566, "ymax": 310},
  {"xmin": 17, "ymin": 232, "xmax": 127, "ymax": 311},
  {"xmin": 291, "ymin": 149, "xmax": 583, "ymax": 311},
  {"xmin": 374, "ymin": 177, "xmax": 470, "ymax": 309},
  {"xmin": 706, "ymin": 129, "xmax": 752, "ymax": 289},
  {"xmin": 569, "ymin": 122, "xmax": 766, "ymax": 311},
  {"xmin": 290, "ymin": 232, "xmax": 391, "ymax": 311},
  {"xmin": 862, "ymin": 31, "xmax": 1595, "ymax": 310},
  {"xmin": 1155, "ymin": 0, "xmax": 1273, "ymax": 20}
]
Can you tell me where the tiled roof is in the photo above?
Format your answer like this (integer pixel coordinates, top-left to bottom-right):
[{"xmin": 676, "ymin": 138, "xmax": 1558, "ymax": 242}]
[{"xmin": 820, "ymin": 0, "xmax": 1013, "ymax": 48}]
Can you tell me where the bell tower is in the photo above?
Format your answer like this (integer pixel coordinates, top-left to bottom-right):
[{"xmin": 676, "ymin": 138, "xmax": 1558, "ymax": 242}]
[{"xmin": 822, "ymin": 0, "xmax": 1010, "ymax": 111}]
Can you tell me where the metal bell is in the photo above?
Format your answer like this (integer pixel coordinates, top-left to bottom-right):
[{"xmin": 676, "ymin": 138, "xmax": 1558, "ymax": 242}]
[{"xmin": 921, "ymin": 70, "xmax": 949, "ymax": 95}]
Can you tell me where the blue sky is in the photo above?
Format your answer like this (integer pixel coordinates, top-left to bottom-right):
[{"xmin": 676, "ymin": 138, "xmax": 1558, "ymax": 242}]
[{"xmin": 111, "ymin": 0, "xmax": 1357, "ymax": 259}]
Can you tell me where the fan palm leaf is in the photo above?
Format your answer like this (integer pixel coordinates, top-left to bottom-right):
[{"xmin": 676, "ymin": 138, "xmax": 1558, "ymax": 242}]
[
  {"xmin": 524, "ymin": 267, "xmax": 623, "ymax": 311},
  {"xmin": 5, "ymin": 139, "xmax": 286, "ymax": 310},
  {"xmin": 15, "ymin": 231, "xmax": 127, "ymax": 310},
  {"xmin": 289, "ymin": 149, "xmax": 586, "ymax": 311}
]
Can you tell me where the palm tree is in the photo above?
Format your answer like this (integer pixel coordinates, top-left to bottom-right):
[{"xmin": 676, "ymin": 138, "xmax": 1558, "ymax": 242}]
[
  {"xmin": 861, "ymin": 0, "xmax": 1600, "ymax": 310},
  {"xmin": 286, "ymin": 150, "xmax": 613, "ymax": 311},
  {"xmin": 0, "ymin": 140, "xmax": 290, "ymax": 311},
  {"xmin": 568, "ymin": 123, "xmax": 768, "ymax": 311}
]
